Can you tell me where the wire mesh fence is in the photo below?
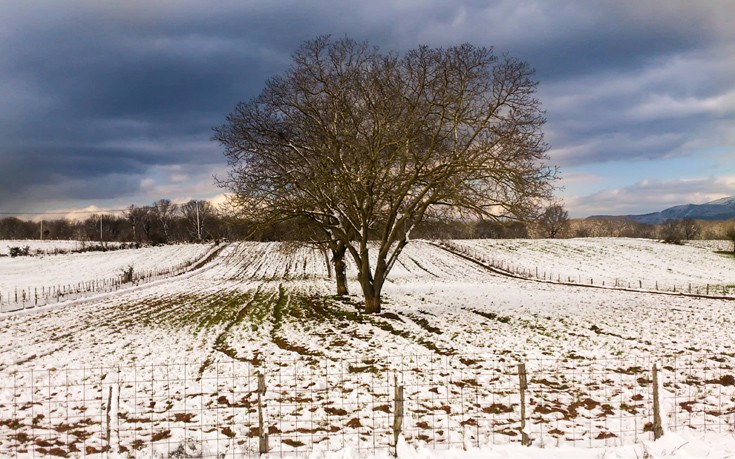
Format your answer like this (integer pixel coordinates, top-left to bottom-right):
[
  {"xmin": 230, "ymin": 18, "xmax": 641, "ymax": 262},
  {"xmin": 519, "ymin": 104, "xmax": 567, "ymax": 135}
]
[{"xmin": 1, "ymin": 353, "xmax": 734, "ymax": 457}]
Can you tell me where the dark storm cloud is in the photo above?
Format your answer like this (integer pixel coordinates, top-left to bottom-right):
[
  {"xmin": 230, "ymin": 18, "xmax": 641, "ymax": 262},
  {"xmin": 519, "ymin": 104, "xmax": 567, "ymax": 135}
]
[
  {"xmin": 0, "ymin": 2, "xmax": 288, "ymax": 210},
  {"xmin": 523, "ymin": 2, "xmax": 735, "ymax": 170},
  {"xmin": 0, "ymin": 0, "xmax": 733, "ymax": 213},
  {"xmin": 0, "ymin": 146, "xmax": 144, "ymax": 207},
  {"xmin": 380, "ymin": 1, "xmax": 735, "ymax": 173}
]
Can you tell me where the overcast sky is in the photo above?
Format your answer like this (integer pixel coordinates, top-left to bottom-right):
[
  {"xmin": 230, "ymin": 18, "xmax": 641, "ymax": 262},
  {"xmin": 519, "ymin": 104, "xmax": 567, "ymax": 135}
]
[{"xmin": 1, "ymin": 0, "xmax": 734, "ymax": 218}]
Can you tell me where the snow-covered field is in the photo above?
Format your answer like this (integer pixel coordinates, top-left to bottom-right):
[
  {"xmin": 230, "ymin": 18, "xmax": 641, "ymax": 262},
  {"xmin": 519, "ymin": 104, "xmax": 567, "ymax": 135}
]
[
  {"xmin": 0, "ymin": 243, "xmax": 213, "ymax": 308},
  {"xmin": 449, "ymin": 238, "xmax": 735, "ymax": 294},
  {"xmin": 686, "ymin": 239, "xmax": 734, "ymax": 252},
  {"xmin": 1, "ymin": 238, "xmax": 734, "ymax": 458}
]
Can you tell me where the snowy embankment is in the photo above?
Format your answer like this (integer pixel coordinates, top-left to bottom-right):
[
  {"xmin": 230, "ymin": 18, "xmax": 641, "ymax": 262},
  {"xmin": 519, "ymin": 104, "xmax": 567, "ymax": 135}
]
[
  {"xmin": 0, "ymin": 239, "xmax": 734, "ymax": 458},
  {"xmin": 0, "ymin": 239, "xmax": 88, "ymax": 256},
  {"xmin": 0, "ymin": 242, "xmax": 212, "ymax": 294}
]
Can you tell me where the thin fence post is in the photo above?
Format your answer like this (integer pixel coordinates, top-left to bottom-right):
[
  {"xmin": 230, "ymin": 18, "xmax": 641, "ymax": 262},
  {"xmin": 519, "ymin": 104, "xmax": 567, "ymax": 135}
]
[
  {"xmin": 518, "ymin": 363, "xmax": 530, "ymax": 446},
  {"xmin": 652, "ymin": 363, "xmax": 663, "ymax": 440},
  {"xmin": 105, "ymin": 384, "xmax": 113, "ymax": 452},
  {"xmin": 257, "ymin": 371, "xmax": 269, "ymax": 455},
  {"xmin": 393, "ymin": 374, "xmax": 404, "ymax": 457}
]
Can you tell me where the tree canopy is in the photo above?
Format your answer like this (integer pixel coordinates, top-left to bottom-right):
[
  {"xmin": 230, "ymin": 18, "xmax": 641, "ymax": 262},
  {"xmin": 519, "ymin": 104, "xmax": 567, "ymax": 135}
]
[
  {"xmin": 538, "ymin": 203, "xmax": 569, "ymax": 238},
  {"xmin": 214, "ymin": 36, "xmax": 557, "ymax": 312}
]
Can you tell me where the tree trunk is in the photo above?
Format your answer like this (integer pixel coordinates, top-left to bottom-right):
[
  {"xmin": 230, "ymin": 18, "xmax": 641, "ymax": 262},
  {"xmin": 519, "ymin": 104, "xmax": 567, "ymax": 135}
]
[
  {"xmin": 335, "ymin": 258, "xmax": 348, "ymax": 296},
  {"xmin": 365, "ymin": 293, "xmax": 381, "ymax": 314},
  {"xmin": 359, "ymin": 267, "xmax": 382, "ymax": 314},
  {"xmin": 332, "ymin": 242, "xmax": 349, "ymax": 296},
  {"xmin": 322, "ymin": 246, "xmax": 333, "ymax": 278},
  {"xmin": 354, "ymin": 251, "xmax": 382, "ymax": 314}
]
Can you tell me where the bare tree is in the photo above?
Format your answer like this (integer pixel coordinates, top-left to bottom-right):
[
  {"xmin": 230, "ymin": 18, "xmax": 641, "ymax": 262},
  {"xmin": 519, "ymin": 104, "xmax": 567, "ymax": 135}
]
[
  {"xmin": 139, "ymin": 207, "xmax": 156, "ymax": 242},
  {"xmin": 123, "ymin": 205, "xmax": 151, "ymax": 243},
  {"xmin": 152, "ymin": 199, "xmax": 178, "ymax": 242},
  {"xmin": 215, "ymin": 36, "xmax": 556, "ymax": 313},
  {"xmin": 181, "ymin": 200, "xmax": 214, "ymax": 241},
  {"xmin": 660, "ymin": 219, "xmax": 682, "ymax": 243},
  {"xmin": 82, "ymin": 214, "xmax": 105, "ymax": 242},
  {"xmin": 660, "ymin": 218, "xmax": 700, "ymax": 243},
  {"xmin": 537, "ymin": 203, "xmax": 569, "ymax": 238},
  {"xmin": 681, "ymin": 218, "xmax": 700, "ymax": 241}
]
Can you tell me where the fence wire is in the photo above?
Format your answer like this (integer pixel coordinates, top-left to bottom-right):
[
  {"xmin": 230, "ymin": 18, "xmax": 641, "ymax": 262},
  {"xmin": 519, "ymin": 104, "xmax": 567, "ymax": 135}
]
[
  {"xmin": 0, "ymin": 260, "xmax": 198, "ymax": 313},
  {"xmin": 1, "ymin": 354, "xmax": 734, "ymax": 457},
  {"xmin": 438, "ymin": 241, "xmax": 735, "ymax": 298}
]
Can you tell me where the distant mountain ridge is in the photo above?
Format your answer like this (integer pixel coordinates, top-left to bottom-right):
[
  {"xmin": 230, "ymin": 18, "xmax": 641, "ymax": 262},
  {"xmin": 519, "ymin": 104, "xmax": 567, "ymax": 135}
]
[{"xmin": 591, "ymin": 196, "xmax": 735, "ymax": 224}]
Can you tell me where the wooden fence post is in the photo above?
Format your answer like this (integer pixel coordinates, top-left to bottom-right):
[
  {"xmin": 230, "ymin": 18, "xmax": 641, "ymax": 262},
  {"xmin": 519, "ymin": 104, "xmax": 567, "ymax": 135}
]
[
  {"xmin": 105, "ymin": 384, "xmax": 113, "ymax": 452},
  {"xmin": 393, "ymin": 374, "xmax": 404, "ymax": 457},
  {"xmin": 652, "ymin": 364, "xmax": 663, "ymax": 440},
  {"xmin": 518, "ymin": 363, "xmax": 530, "ymax": 446},
  {"xmin": 257, "ymin": 372, "xmax": 269, "ymax": 455}
]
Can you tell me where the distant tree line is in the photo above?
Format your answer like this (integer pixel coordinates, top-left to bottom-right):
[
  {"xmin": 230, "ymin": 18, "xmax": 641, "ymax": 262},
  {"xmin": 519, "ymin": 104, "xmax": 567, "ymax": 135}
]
[
  {"xmin": 566, "ymin": 217, "xmax": 734, "ymax": 242},
  {"xmin": 0, "ymin": 199, "xmax": 243, "ymax": 243},
  {"xmin": 277, "ymin": 214, "xmax": 733, "ymax": 246},
  {"xmin": 2, "ymin": 200, "xmax": 734, "ymax": 247},
  {"xmin": 399, "ymin": 215, "xmax": 735, "ymax": 243}
]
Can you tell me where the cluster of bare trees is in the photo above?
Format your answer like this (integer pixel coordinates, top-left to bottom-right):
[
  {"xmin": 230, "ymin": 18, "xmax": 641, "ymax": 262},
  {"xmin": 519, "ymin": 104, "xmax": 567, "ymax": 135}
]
[
  {"xmin": 659, "ymin": 218, "xmax": 701, "ymax": 243},
  {"xmin": 0, "ymin": 199, "xmax": 232, "ymax": 243},
  {"xmin": 215, "ymin": 36, "xmax": 557, "ymax": 312},
  {"xmin": 123, "ymin": 199, "xmax": 220, "ymax": 243},
  {"xmin": 567, "ymin": 217, "xmax": 735, "ymax": 243}
]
